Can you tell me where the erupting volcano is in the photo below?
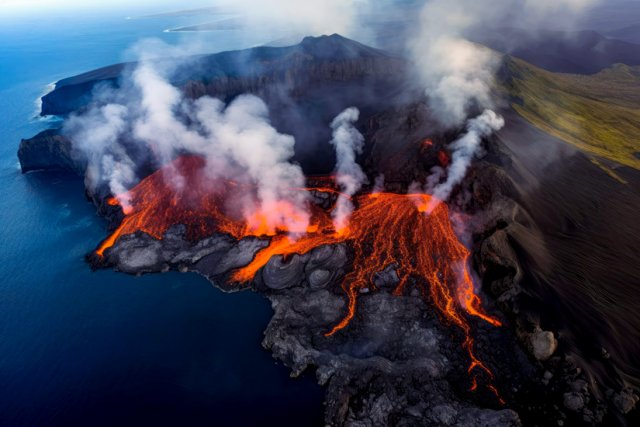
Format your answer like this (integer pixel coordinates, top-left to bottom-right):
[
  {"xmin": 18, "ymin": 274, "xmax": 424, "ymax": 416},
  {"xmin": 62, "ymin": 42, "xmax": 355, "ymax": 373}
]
[{"xmin": 97, "ymin": 154, "xmax": 503, "ymax": 399}]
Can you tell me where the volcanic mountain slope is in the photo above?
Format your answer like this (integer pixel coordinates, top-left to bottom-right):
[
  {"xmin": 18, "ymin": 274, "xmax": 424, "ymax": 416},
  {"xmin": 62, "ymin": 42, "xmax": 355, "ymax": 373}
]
[
  {"xmin": 40, "ymin": 34, "xmax": 406, "ymax": 116},
  {"xmin": 474, "ymin": 109, "xmax": 640, "ymax": 420},
  {"xmin": 90, "ymin": 156, "xmax": 527, "ymax": 426},
  {"xmin": 35, "ymin": 34, "xmax": 408, "ymax": 175},
  {"xmin": 500, "ymin": 57, "xmax": 640, "ymax": 172},
  {"xmin": 350, "ymin": 86, "xmax": 640, "ymax": 423}
]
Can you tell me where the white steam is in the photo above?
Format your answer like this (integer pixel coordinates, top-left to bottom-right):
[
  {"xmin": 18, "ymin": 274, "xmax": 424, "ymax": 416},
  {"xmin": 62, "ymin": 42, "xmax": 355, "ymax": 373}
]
[
  {"xmin": 372, "ymin": 173, "xmax": 385, "ymax": 194},
  {"xmin": 329, "ymin": 107, "xmax": 367, "ymax": 232},
  {"xmin": 408, "ymin": 0, "xmax": 599, "ymax": 206},
  {"xmin": 409, "ymin": 1, "xmax": 505, "ymax": 206},
  {"xmin": 410, "ymin": 1, "xmax": 502, "ymax": 128},
  {"xmin": 409, "ymin": 0, "xmax": 601, "ymax": 127},
  {"xmin": 65, "ymin": 103, "xmax": 134, "ymax": 206},
  {"xmin": 423, "ymin": 109, "xmax": 505, "ymax": 212},
  {"xmin": 65, "ymin": 58, "xmax": 310, "ymax": 234},
  {"xmin": 195, "ymin": 95, "xmax": 310, "ymax": 233},
  {"xmin": 523, "ymin": 0, "xmax": 600, "ymax": 16}
]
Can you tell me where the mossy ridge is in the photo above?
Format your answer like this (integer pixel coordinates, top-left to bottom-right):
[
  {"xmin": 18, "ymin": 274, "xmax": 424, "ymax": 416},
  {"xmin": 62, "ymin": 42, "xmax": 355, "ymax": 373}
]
[{"xmin": 503, "ymin": 57, "xmax": 640, "ymax": 170}]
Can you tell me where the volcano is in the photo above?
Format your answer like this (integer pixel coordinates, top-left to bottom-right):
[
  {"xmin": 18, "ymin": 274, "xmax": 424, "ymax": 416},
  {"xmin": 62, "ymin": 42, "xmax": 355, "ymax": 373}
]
[{"xmin": 18, "ymin": 31, "xmax": 640, "ymax": 427}]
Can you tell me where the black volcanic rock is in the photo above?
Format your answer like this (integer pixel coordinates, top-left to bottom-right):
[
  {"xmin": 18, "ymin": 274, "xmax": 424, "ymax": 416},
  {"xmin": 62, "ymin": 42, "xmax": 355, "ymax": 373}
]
[
  {"xmin": 41, "ymin": 76, "xmax": 121, "ymax": 117},
  {"xmin": 265, "ymin": 286, "xmax": 521, "ymax": 427},
  {"xmin": 472, "ymin": 110, "xmax": 640, "ymax": 425},
  {"xmin": 40, "ymin": 34, "xmax": 406, "ymax": 117},
  {"xmin": 18, "ymin": 129, "xmax": 83, "ymax": 174}
]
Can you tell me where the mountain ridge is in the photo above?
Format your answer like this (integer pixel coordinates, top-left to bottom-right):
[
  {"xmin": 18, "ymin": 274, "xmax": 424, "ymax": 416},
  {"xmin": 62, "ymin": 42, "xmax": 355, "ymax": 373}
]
[{"xmin": 42, "ymin": 34, "xmax": 400, "ymax": 116}]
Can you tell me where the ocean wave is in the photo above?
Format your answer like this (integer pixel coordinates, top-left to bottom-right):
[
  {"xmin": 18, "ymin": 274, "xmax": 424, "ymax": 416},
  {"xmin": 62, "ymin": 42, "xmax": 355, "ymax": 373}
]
[{"xmin": 32, "ymin": 81, "xmax": 56, "ymax": 119}]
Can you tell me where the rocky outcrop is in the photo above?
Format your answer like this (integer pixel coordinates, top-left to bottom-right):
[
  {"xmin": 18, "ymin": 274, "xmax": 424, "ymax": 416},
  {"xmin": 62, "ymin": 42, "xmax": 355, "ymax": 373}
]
[
  {"xmin": 95, "ymin": 225, "xmax": 268, "ymax": 278},
  {"xmin": 528, "ymin": 329, "xmax": 558, "ymax": 361},
  {"xmin": 18, "ymin": 129, "xmax": 83, "ymax": 174}
]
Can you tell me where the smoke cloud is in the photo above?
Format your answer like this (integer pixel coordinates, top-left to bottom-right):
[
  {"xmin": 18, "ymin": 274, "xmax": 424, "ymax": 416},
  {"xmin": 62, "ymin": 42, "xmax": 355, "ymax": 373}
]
[
  {"xmin": 329, "ymin": 107, "xmax": 367, "ymax": 232},
  {"xmin": 409, "ymin": 0, "xmax": 503, "ymax": 128},
  {"xmin": 64, "ymin": 103, "xmax": 135, "ymax": 206},
  {"xmin": 423, "ymin": 109, "xmax": 505, "ymax": 212},
  {"xmin": 65, "ymin": 55, "xmax": 310, "ymax": 234},
  {"xmin": 195, "ymin": 94, "xmax": 310, "ymax": 234},
  {"xmin": 408, "ymin": 1, "xmax": 504, "ymax": 205},
  {"xmin": 408, "ymin": 0, "xmax": 598, "ymax": 204},
  {"xmin": 409, "ymin": 0, "xmax": 601, "ymax": 127},
  {"xmin": 372, "ymin": 174, "xmax": 385, "ymax": 194},
  {"xmin": 64, "ymin": 0, "xmax": 604, "ymax": 231}
]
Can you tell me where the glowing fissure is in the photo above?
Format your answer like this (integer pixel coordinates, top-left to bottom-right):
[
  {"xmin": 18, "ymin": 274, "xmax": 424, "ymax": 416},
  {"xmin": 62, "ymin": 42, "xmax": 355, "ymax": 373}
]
[{"xmin": 96, "ymin": 155, "xmax": 503, "ymax": 399}]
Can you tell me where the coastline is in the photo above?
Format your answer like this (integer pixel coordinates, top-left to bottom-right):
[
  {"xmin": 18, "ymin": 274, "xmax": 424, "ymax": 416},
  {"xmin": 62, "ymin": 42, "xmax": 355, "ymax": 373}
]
[{"xmin": 33, "ymin": 81, "xmax": 57, "ymax": 119}]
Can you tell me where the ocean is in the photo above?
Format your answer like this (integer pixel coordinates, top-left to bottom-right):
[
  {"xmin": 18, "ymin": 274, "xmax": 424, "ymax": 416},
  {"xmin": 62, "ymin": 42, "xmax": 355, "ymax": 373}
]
[{"xmin": 0, "ymin": 8, "xmax": 323, "ymax": 426}]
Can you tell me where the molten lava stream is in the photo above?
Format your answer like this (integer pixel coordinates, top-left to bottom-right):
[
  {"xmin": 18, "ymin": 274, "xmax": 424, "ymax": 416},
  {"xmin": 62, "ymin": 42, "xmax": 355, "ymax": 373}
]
[
  {"xmin": 96, "ymin": 155, "xmax": 503, "ymax": 400},
  {"xmin": 229, "ymin": 192, "xmax": 503, "ymax": 397},
  {"xmin": 96, "ymin": 156, "xmax": 253, "ymax": 256}
]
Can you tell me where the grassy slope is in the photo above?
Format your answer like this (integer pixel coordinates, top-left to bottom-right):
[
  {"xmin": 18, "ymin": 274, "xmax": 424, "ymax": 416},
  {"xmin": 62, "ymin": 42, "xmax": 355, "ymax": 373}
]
[{"xmin": 503, "ymin": 58, "xmax": 640, "ymax": 170}]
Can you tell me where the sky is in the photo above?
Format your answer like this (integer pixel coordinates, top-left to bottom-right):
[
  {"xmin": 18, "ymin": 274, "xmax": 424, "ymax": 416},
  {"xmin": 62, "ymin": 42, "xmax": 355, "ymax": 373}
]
[
  {"xmin": 3, "ymin": 0, "xmax": 637, "ymax": 15},
  {"xmin": 0, "ymin": 0, "xmax": 215, "ymax": 14},
  {"xmin": 0, "ymin": 0, "xmax": 192, "ymax": 7}
]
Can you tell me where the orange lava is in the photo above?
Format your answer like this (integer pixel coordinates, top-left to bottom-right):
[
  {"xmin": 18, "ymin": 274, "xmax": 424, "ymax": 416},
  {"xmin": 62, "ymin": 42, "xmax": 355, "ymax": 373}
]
[
  {"xmin": 438, "ymin": 150, "xmax": 451, "ymax": 167},
  {"xmin": 96, "ymin": 155, "xmax": 503, "ymax": 397},
  {"xmin": 96, "ymin": 155, "xmax": 263, "ymax": 256}
]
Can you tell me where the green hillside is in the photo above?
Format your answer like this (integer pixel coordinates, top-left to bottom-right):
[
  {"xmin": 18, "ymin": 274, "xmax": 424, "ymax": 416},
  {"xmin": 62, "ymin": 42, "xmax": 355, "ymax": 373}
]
[{"xmin": 502, "ymin": 57, "xmax": 640, "ymax": 170}]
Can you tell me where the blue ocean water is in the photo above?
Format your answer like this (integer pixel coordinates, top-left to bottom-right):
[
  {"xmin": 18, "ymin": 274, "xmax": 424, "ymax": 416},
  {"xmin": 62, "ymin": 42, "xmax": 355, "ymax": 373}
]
[{"xmin": 0, "ymin": 8, "xmax": 323, "ymax": 427}]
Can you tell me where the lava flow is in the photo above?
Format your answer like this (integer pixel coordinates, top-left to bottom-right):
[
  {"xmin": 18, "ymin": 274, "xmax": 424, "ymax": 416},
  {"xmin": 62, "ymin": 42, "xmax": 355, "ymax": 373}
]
[
  {"xmin": 96, "ymin": 155, "xmax": 297, "ymax": 256},
  {"xmin": 97, "ymin": 155, "xmax": 503, "ymax": 398}
]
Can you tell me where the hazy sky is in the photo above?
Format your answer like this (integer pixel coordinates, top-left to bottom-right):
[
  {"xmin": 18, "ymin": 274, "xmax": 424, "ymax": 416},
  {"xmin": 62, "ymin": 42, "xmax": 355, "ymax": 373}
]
[
  {"xmin": 4, "ymin": 0, "xmax": 636, "ymax": 14},
  {"xmin": 0, "ymin": 0, "xmax": 214, "ymax": 13}
]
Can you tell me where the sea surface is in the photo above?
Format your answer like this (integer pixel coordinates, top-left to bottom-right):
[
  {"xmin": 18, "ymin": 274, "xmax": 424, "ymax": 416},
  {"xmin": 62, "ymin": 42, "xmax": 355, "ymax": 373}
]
[{"xmin": 0, "ymin": 8, "xmax": 323, "ymax": 427}]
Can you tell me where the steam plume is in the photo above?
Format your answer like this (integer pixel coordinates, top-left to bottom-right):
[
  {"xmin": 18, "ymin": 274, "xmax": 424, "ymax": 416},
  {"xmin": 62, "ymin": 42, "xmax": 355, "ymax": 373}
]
[
  {"xmin": 409, "ymin": 0, "xmax": 601, "ymax": 127},
  {"xmin": 424, "ymin": 109, "xmax": 505, "ymax": 213},
  {"xmin": 524, "ymin": 0, "xmax": 599, "ymax": 16},
  {"xmin": 409, "ymin": 1, "xmax": 502, "ymax": 128},
  {"xmin": 408, "ymin": 0, "xmax": 598, "ymax": 205},
  {"xmin": 372, "ymin": 174, "xmax": 385, "ymax": 194},
  {"xmin": 65, "ymin": 55, "xmax": 310, "ymax": 234},
  {"xmin": 329, "ymin": 107, "xmax": 367, "ymax": 233},
  {"xmin": 64, "ymin": 104, "xmax": 134, "ymax": 206},
  {"xmin": 195, "ymin": 95, "xmax": 310, "ymax": 234}
]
